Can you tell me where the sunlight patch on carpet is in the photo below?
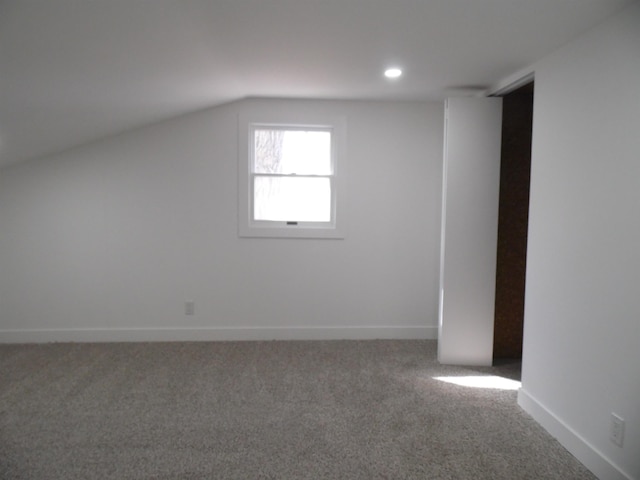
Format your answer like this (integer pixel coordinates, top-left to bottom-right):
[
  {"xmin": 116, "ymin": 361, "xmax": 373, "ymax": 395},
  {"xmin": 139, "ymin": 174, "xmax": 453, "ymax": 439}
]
[{"xmin": 434, "ymin": 375, "xmax": 521, "ymax": 390}]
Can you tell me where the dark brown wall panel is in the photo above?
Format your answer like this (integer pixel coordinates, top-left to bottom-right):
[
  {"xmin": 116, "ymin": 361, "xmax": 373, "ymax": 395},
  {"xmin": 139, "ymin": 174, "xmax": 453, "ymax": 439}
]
[{"xmin": 493, "ymin": 82, "xmax": 533, "ymax": 359}]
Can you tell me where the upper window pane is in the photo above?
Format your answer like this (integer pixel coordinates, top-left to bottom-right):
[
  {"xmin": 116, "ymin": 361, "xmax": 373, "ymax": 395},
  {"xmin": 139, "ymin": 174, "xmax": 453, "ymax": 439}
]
[{"xmin": 254, "ymin": 129, "xmax": 331, "ymax": 175}]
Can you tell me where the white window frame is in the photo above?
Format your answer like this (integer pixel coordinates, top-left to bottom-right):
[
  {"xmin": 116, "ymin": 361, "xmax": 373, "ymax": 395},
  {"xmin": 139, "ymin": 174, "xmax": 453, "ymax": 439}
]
[{"xmin": 238, "ymin": 111, "xmax": 346, "ymax": 239}]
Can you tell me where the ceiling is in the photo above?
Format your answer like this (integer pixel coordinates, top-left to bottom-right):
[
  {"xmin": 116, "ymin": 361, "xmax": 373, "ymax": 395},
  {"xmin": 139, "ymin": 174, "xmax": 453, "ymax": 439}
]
[{"xmin": 0, "ymin": 0, "xmax": 634, "ymax": 167}]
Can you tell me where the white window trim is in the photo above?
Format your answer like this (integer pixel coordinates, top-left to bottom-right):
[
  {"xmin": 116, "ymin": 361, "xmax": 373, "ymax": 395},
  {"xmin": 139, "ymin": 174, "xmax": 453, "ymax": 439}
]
[{"xmin": 238, "ymin": 111, "xmax": 347, "ymax": 239}]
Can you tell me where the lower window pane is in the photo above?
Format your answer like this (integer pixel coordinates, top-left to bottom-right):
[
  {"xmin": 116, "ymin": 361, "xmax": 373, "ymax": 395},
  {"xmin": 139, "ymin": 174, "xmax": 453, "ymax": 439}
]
[{"xmin": 254, "ymin": 176, "xmax": 331, "ymax": 222}]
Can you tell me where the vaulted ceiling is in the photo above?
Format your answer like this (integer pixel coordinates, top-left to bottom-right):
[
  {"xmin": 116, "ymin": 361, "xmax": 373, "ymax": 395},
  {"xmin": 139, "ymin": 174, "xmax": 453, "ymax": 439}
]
[{"xmin": 0, "ymin": 0, "xmax": 634, "ymax": 167}]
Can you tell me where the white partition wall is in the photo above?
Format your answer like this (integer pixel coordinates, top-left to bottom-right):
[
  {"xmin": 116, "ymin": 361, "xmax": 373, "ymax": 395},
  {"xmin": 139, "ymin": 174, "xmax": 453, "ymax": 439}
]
[{"xmin": 438, "ymin": 97, "xmax": 503, "ymax": 366}]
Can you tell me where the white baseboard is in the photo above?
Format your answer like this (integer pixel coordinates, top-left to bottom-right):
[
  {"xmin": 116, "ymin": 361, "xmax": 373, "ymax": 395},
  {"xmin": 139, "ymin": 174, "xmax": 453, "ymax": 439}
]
[
  {"xmin": 518, "ymin": 389, "xmax": 634, "ymax": 480},
  {"xmin": 0, "ymin": 326, "xmax": 438, "ymax": 343}
]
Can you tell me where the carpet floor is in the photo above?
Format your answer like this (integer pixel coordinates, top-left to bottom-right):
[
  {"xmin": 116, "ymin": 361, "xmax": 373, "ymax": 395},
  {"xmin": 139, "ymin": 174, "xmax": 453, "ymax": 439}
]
[{"xmin": 0, "ymin": 340, "xmax": 596, "ymax": 479}]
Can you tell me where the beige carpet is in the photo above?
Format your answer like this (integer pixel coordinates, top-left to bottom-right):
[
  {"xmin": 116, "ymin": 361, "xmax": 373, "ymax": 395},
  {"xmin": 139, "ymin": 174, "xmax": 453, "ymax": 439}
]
[{"xmin": 0, "ymin": 340, "xmax": 595, "ymax": 479}]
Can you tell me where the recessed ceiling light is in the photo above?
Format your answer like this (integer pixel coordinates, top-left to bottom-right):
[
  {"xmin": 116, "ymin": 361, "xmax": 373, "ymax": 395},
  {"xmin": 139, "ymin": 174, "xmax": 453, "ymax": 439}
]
[{"xmin": 384, "ymin": 68, "xmax": 403, "ymax": 79}]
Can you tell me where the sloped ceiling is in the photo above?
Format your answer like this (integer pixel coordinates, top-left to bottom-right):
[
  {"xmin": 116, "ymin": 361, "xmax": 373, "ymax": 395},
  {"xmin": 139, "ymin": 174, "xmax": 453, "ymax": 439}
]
[{"xmin": 0, "ymin": 0, "xmax": 634, "ymax": 167}]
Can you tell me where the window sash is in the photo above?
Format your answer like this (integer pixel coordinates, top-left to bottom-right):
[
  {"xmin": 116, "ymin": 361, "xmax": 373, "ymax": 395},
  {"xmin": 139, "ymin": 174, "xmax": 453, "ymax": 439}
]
[
  {"xmin": 252, "ymin": 127, "xmax": 333, "ymax": 176},
  {"xmin": 238, "ymin": 111, "xmax": 346, "ymax": 239},
  {"xmin": 249, "ymin": 125, "xmax": 336, "ymax": 226},
  {"xmin": 251, "ymin": 174, "xmax": 334, "ymax": 223}
]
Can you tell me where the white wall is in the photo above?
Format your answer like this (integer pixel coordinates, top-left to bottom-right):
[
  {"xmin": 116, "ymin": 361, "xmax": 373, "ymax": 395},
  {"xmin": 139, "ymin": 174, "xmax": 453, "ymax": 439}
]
[
  {"xmin": 519, "ymin": 3, "xmax": 640, "ymax": 479},
  {"xmin": 438, "ymin": 98, "xmax": 502, "ymax": 366},
  {"xmin": 0, "ymin": 99, "xmax": 443, "ymax": 342}
]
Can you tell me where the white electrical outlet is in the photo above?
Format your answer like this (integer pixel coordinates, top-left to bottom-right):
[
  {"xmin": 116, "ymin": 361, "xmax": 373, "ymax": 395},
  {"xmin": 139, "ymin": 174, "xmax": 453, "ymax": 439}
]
[
  {"xmin": 610, "ymin": 413, "xmax": 625, "ymax": 447},
  {"xmin": 185, "ymin": 300, "xmax": 195, "ymax": 316}
]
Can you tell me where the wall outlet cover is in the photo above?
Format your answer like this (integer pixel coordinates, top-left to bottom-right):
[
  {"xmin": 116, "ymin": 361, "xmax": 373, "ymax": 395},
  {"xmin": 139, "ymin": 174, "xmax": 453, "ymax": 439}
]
[{"xmin": 610, "ymin": 413, "xmax": 625, "ymax": 447}]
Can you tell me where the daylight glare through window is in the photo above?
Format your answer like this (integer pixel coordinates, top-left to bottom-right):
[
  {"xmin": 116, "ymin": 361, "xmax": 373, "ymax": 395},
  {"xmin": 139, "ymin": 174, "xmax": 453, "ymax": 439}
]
[
  {"xmin": 239, "ymin": 111, "xmax": 346, "ymax": 239},
  {"xmin": 252, "ymin": 127, "xmax": 333, "ymax": 223}
]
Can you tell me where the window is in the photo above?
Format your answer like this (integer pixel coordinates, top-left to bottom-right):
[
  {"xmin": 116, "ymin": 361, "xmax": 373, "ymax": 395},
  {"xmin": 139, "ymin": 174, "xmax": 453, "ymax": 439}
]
[{"xmin": 239, "ymin": 112, "xmax": 346, "ymax": 238}]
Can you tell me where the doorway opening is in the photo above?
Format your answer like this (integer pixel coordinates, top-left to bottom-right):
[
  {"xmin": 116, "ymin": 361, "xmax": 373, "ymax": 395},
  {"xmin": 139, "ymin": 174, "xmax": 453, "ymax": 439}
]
[{"xmin": 493, "ymin": 81, "xmax": 534, "ymax": 360}]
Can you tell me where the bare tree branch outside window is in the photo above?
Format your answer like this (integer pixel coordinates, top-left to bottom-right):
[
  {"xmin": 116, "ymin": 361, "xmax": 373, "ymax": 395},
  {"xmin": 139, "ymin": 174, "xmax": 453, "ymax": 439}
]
[
  {"xmin": 255, "ymin": 130, "xmax": 285, "ymax": 173},
  {"xmin": 254, "ymin": 130, "xmax": 285, "ymax": 220}
]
